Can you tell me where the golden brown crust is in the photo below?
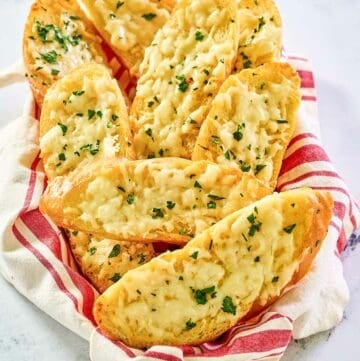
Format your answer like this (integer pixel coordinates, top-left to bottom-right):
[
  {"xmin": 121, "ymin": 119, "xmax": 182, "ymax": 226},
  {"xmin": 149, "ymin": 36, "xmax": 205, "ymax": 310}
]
[
  {"xmin": 77, "ymin": 0, "xmax": 176, "ymax": 77},
  {"xmin": 93, "ymin": 188, "xmax": 333, "ymax": 348},
  {"xmin": 39, "ymin": 63, "xmax": 134, "ymax": 180},
  {"xmin": 23, "ymin": 0, "xmax": 109, "ymax": 106},
  {"xmin": 39, "ymin": 158, "xmax": 271, "ymax": 244},
  {"xmin": 192, "ymin": 62, "xmax": 301, "ymax": 189},
  {"xmin": 68, "ymin": 230, "xmax": 154, "ymax": 293}
]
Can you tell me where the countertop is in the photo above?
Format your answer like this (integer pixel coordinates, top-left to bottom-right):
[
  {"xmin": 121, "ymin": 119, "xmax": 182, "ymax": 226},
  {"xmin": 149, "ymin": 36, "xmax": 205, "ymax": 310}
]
[{"xmin": 0, "ymin": 0, "xmax": 359, "ymax": 360}]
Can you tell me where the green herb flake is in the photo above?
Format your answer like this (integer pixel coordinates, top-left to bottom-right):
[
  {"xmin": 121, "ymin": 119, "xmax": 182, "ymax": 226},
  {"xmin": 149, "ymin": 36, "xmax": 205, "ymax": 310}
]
[
  {"xmin": 194, "ymin": 181, "xmax": 202, "ymax": 189},
  {"xmin": 109, "ymin": 273, "xmax": 121, "ymax": 283},
  {"xmin": 233, "ymin": 124, "xmax": 243, "ymax": 141},
  {"xmin": 58, "ymin": 153, "xmax": 66, "ymax": 161},
  {"xmin": 166, "ymin": 201, "xmax": 176, "ymax": 210},
  {"xmin": 208, "ymin": 194, "xmax": 225, "ymax": 201},
  {"xmin": 207, "ymin": 201, "xmax": 217, "ymax": 209},
  {"xmin": 51, "ymin": 69, "xmax": 60, "ymax": 76},
  {"xmin": 138, "ymin": 253, "xmax": 146, "ymax": 264},
  {"xmin": 58, "ymin": 122, "xmax": 68, "ymax": 136},
  {"xmin": 254, "ymin": 256, "xmax": 260, "ymax": 262},
  {"xmin": 224, "ymin": 150, "xmax": 230, "ymax": 160},
  {"xmin": 108, "ymin": 244, "xmax": 121, "ymax": 258},
  {"xmin": 40, "ymin": 50, "xmax": 58, "ymax": 64},
  {"xmin": 193, "ymin": 286, "xmax": 216, "ymax": 305},
  {"xmin": 117, "ymin": 186, "xmax": 126, "ymax": 192},
  {"xmin": 240, "ymin": 161, "xmax": 251, "ymax": 172},
  {"xmin": 72, "ymin": 90, "xmax": 85, "ymax": 96},
  {"xmin": 277, "ymin": 120, "xmax": 288, "ymax": 124},
  {"xmin": 211, "ymin": 135, "xmax": 220, "ymax": 145},
  {"xmin": 185, "ymin": 320, "xmax": 196, "ymax": 330},
  {"xmin": 88, "ymin": 247, "xmax": 97, "ymax": 255},
  {"xmin": 272, "ymin": 276, "xmax": 279, "ymax": 283},
  {"xmin": 222, "ymin": 296, "xmax": 236, "ymax": 315},
  {"xmin": 116, "ymin": 1, "xmax": 124, "ymax": 9},
  {"xmin": 148, "ymin": 101, "xmax": 155, "ymax": 108},
  {"xmin": 127, "ymin": 194, "xmax": 135, "ymax": 205},
  {"xmin": 152, "ymin": 208, "xmax": 165, "ymax": 219},
  {"xmin": 190, "ymin": 251, "xmax": 199, "ymax": 259},
  {"xmin": 255, "ymin": 164, "xmax": 266, "ymax": 175},
  {"xmin": 142, "ymin": 13, "xmax": 157, "ymax": 21},
  {"xmin": 88, "ymin": 109, "xmax": 96, "ymax": 120},
  {"xmin": 283, "ymin": 224, "xmax": 296, "ymax": 234},
  {"xmin": 145, "ymin": 128, "xmax": 153, "ymax": 137},
  {"xmin": 176, "ymin": 74, "xmax": 189, "ymax": 92},
  {"xmin": 109, "ymin": 13, "xmax": 116, "ymax": 19},
  {"xmin": 195, "ymin": 30, "xmax": 204, "ymax": 41},
  {"xmin": 112, "ymin": 114, "xmax": 119, "ymax": 121}
]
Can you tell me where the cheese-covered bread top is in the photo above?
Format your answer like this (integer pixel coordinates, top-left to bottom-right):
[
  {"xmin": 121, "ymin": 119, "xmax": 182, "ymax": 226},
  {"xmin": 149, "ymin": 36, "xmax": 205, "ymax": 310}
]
[
  {"xmin": 94, "ymin": 188, "xmax": 333, "ymax": 348},
  {"xmin": 40, "ymin": 63, "xmax": 134, "ymax": 180},
  {"xmin": 23, "ymin": 0, "xmax": 109, "ymax": 106},
  {"xmin": 77, "ymin": 0, "xmax": 175, "ymax": 77},
  {"xmin": 234, "ymin": 0, "xmax": 282, "ymax": 72},
  {"xmin": 69, "ymin": 230, "xmax": 154, "ymax": 293},
  {"xmin": 131, "ymin": 0, "xmax": 240, "ymax": 159},
  {"xmin": 40, "ymin": 158, "xmax": 270, "ymax": 243},
  {"xmin": 192, "ymin": 62, "xmax": 300, "ymax": 189}
]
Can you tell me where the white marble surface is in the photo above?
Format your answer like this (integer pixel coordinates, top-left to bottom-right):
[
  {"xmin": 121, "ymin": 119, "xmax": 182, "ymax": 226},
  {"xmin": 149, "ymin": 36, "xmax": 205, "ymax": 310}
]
[{"xmin": 0, "ymin": 0, "xmax": 359, "ymax": 360}]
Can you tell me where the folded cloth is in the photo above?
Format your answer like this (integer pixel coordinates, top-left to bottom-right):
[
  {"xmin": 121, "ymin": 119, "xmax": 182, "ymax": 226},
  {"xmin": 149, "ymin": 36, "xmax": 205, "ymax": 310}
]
[{"xmin": 0, "ymin": 55, "xmax": 358, "ymax": 361}]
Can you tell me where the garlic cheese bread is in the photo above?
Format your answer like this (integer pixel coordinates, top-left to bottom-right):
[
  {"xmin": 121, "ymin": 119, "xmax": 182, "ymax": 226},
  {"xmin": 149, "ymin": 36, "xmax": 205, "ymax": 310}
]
[
  {"xmin": 131, "ymin": 0, "xmax": 240, "ymax": 159},
  {"xmin": 23, "ymin": 0, "xmax": 109, "ymax": 106},
  {"xmin": 234, "ymin": 0, "xmax": 282, "ymax": 72},
  {"xmin": 69, "ymin": 231, "xmax": 154, "ymax": 293},
  {"xmin": 40, "ymin": 63, "xmax": 134, "ymax": 180},
  {"xmin": 77, "ymin": 0, "xmax": 175, "ymax": 77},
  {"xmin": 192, "ymin": 62, "xmax": 301, "ymax": 189},
  {"xmin": 40, "ymin": 158, "xmax": 271, "ymax": 244},
  {"xmin": 94, "ymin": 188, "xmax": 333, "ymax": 348}
]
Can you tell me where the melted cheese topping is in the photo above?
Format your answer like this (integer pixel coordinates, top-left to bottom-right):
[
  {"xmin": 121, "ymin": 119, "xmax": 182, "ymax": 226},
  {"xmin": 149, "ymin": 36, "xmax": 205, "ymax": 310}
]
[
  {"xmin": 131, "ymin": 0, "xmax": 239, "ymax": 159},
  {"xmin": 69, "ymin": 231, "xmax": 154, "ymax": 293},
  {"xmin": 83, "ymin": 0, "xmax": 173, "ymax": 75},
  {"xmin": 95, "ymin": 189, "xmax": 327, "ymax": 347},
  {"xmin": 51, "ymin": 159, "xmax": 269, "ymax": 241},
  {"xmin": 193, "ymin": 64, "xmax": 299, "ymax": 186},
  {"xmin": 27, "ymin": 11, "xmax": 105, "ymax": 86},
  {"xmin": 234, "ymin": 0, "xmax": 281, "ymax": 71},
  {"xmin": 40, "ymin": 65, "xmax": 132, "ymax": 179}
]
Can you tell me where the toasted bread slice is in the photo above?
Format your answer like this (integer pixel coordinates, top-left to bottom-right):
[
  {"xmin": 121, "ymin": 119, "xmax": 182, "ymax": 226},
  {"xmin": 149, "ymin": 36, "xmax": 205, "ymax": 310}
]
[
  {"xmin": 68, "ymin": 230, "xmax": 154, "ymax": 293},
  {"xmin": 131, "ymin": 0, "xmax": 240, "ymax": 159},
  {"xmin": 39, "ymin": 63, "xmax": 134, "ymax": 180},
  {"xmin": 23, "ymin": 0, "xmax": 109, "ymax": 106},
  {"xmin": 94, "ymin": 188, "xmax": 333, "ymax": 348},
  {"xmin": 76, "ymin": 0, "xmax": 175, "ymax": 77},
  {"xmin": 234, "ymin": 0, "xmax": 282, "ymax": 72},
  {"xmin": 40, "ymin": 158, "xmax": 271, "ymax": 244},
  {"xmin": 192, "ymin": 62, "xmax": 301, "ymax": 189}
]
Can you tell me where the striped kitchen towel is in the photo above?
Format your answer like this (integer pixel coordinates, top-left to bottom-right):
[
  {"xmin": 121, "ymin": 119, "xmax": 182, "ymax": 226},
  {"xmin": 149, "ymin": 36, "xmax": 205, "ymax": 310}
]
[{"xmin": 0, "ymin": 55, "xmax": 358, "ymax": 361}]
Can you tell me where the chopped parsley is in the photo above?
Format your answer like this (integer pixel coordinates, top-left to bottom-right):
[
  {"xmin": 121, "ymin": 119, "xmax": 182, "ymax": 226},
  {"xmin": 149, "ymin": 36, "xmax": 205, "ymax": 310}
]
[
  {"xmin": 40, "ymin": 50, "xmax": 58, "ymax": 64},
  {"xmin": 72, "ymin": 90, "xmax": 85, "ymax": 96},
  {"xmin": 127, "ymin": 194, "xmax": 135, "ymax": 205},
  {"xmin": 116, "ymin": 1, "xmax": 124, "ymax": 9},
  {"xmin": 208, "ymin": 194, "xmax": 225, "ymax": 201},
  {"xmin": 240, "ymin": 161, "xmax": 251, "ymax": 172},
  {"xmin": 255, "ymin": 164, "xmax": 266, "ymax": 175},
  {"xmin": 185, "ymin": 320, "xmax": 196, "ymax": 330},
  {"xmin": 256, "ymin": 17, "xmax": 266, "ymax": 32},
  {"xmin": 277, "ymin": 120, "xmax": 288, "ymax": 124},
  {"xmin": 109, "ymin": 273, "xmax": 121, "ymax": 283},
  {"xmin": 112, "ymin": 114, "xmax": 119, "ymax": 121},
  {"xmin": 58, "ymin": 153, "xmax": 66, "ymax": 161},
  {"xmin": 207, "ymin": 201, "xmax": 217, "ymax": 209},
  {"xmin": 108, "ymin": 244, "xmax": 121, "ymax": 258},
  {"xmin": 88, "ymin": 109, "xmax": 96, "ymax": 120},
  {"xmin": 283, "ymin": 224, "xmax": 296, "ymax": 234},
  {"xmin": 194, "ymin": 181, "xmax": 202, "ymax": 189},
  {"xmin": 138, "ymin": 253, "xmax": 146, "ymax": 264},
  {"xmin": 211, "ymin": 135, "xmax": 221, "ymax": 145},
  {"xmin": 166, "ymin": 201, "xmax": 176, "ymax": 210},
  {"xmin": 51, "ymin": 69, "xmax": 60, "ymax": 76},
  {"xmin": 80, "ymin": 140, "xmax": 100, "ymax": 155},
  {"xmin": 195, "ymin": 30, "xmax": 204, "ymax": 41},
  {"xmin": 88, "ymin": 247, "xmax": 97, "ymax": 255},
  {"xmin": 109, "ymin": 13, "xmax": 116, "ymax": 19},
  {"xmin": 224, "ymin": 150, "xmax": 231, "ymax": 160},
  {"xmin": 58, "ymin": 122, "xmax": 67, "ymax": 136},
  {"xmin": 148, "ymin": 101, "xmax": 155, "ymax": 108},
  {"xmin": 190, "ymin": 251, "xmax": 199, "ymax": 259},
  {"xmin": 247, "ymin": 211, "xmax": 262, "ymax": 236},
  {"xmin": 152, "ymin": 208, "xmax": 165, "ymax": 219},
  {"xmin": 176, "ymin": 74, "xmax": 189, "ymax": 92},
  {"xmin": 222, "ymin": 296, "xmax": 236, "ymax": 315},
  {"xmin": 233, "ymin": 124, "xmax": 243, "ymax": 141},
  {"xmin": 272, "ymin": 276, "xmax": 279, "ymax": 283},
  {"xmin": 145, "ymin": 128, "xmax": 153, "ymax": 137},
  {"xmin": 142, "ymin": 13, "xmax": 157, "ymax": 21},
  {"xmin": 193, "ymin": 286, "xmax": 216, "ymax": 305}
]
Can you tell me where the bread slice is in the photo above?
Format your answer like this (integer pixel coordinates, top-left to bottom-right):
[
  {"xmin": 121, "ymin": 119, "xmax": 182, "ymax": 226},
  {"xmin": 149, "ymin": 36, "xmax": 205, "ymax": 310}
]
[
  {"xmin": 23, "ymin": 0, "xmax": 109, "ymax": 106},
  {"xmin": 76, "ymin": 0, "xmax": 175, "ymax": 77},
  {"xmin": 68, "ymin": 230, "xmax": 154, "ymax": 293},
  {"xmin": 39, "ymin": 158, "xmax": 271, "ymax": 244},
  {"xmin": 192, "ymin": 62, "xmax": 301, "ymax": 189},
  {"xmin": 130, "ymin": 0, "xmax": 240, "ymax": 159},
  {"xmin": 93, "ymin": 188, "xmax": 333, "ymax": 348},
  {"xmin": 234, "ymin": 0, "xmax": 282, "ymax": 72},
  {"xmin": 39, "ymin": 63, "xmax": 134, "ymax": 180}
]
